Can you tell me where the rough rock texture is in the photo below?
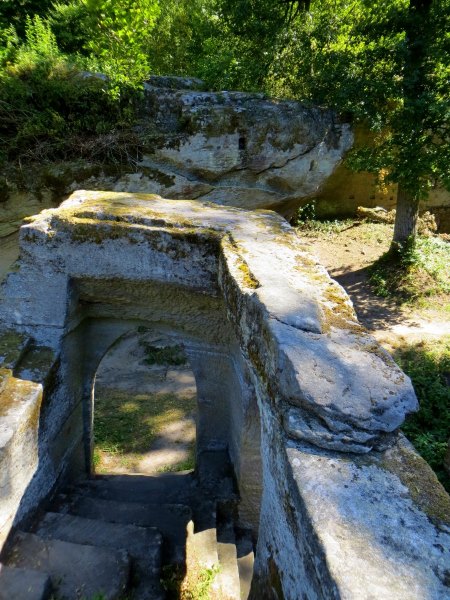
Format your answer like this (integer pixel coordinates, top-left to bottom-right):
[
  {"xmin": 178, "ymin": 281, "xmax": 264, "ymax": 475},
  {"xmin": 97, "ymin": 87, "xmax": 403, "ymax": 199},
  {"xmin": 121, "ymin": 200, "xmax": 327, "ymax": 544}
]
[
  {"xmin": 0, "ymin": 77, "xmax": 352, "ymax": 236},
  {"xmin": 0, "ymin": 190, "xmax": 448, "ymax": 599},
  {"xmin": 136, "ymin": 78, "xmax": 352, "ymax": 213},
  {"xmin": 0, "ymin": 190, "xmax": 417, "ymax": 454}
]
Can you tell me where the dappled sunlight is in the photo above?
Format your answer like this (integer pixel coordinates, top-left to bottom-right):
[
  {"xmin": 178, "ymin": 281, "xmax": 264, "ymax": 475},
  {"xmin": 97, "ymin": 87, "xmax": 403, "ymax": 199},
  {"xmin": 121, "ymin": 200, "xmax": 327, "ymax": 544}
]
[{"xmin": 93, "ymin": 332, "xmax": 198, "ymax": 475}]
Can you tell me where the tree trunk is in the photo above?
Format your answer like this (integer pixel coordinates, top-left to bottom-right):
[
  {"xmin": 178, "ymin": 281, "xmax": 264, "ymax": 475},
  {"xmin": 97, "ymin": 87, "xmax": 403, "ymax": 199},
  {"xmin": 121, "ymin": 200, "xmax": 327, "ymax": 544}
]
[
  {"xmin": 390, "ymin": 0, "xmax": 431, "ymax": 247},
  {"xmin": 393, "ymin": 184, "xmax": 420, "ymax": 244}
]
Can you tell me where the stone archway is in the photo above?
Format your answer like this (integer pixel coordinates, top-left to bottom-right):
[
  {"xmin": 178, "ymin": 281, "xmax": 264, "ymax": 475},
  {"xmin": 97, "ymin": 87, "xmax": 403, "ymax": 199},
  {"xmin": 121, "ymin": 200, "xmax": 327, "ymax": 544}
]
[
  {"xmin": 2, "ymin": 191, "xmax": 445, "ymax": 600},
  {"xmin": 92, "ymin": 329, "xmax": 198, "ymax": 475}
]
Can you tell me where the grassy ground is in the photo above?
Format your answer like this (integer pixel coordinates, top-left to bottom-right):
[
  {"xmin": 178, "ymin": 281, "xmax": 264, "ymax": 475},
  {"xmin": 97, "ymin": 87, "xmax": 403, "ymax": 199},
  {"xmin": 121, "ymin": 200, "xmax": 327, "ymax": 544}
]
[
  {"xmin": 161, "ymin": 564, "xmax": 221, "ymax": 600},
  {"xmin": 93, "ymin": 389, "xmax": 196, "ymax": 474}
]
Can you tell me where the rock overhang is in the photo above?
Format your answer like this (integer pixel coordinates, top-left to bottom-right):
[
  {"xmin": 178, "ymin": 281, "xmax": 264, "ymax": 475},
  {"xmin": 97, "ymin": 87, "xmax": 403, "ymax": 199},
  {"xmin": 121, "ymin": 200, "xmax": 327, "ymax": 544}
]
[{"xmin": 1, "ymin": 190, "xmax": 418, "ymax": 453}]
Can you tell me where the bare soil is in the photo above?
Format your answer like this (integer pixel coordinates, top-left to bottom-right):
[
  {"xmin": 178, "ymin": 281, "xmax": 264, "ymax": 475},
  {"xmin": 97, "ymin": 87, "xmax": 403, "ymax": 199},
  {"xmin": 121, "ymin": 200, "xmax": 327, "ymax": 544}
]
[{"xmin": 299, "ymin": 222, "xmax": 450, "ymax": 351}]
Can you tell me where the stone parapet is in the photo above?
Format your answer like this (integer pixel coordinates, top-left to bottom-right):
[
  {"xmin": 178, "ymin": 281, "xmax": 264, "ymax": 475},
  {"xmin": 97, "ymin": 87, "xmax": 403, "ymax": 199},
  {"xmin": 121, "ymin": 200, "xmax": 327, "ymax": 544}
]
[
  {"xmin": 0, "ymin": 191, "xmax": 417, "ymax": 453},
  {"xmin": 0, "ymin": 190, "xmax": 448, "ymax": 598}
]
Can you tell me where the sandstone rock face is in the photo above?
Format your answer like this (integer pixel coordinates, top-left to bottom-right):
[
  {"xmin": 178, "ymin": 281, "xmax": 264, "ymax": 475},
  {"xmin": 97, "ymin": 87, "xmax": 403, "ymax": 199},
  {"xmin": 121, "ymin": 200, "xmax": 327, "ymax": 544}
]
[
  {"xmin": 136, "ymin": 78, "xmax": 352, "ymax": 212},
  {"xmin": 0, "ymin": 78, "xmax": 352, "ymax": 236}
]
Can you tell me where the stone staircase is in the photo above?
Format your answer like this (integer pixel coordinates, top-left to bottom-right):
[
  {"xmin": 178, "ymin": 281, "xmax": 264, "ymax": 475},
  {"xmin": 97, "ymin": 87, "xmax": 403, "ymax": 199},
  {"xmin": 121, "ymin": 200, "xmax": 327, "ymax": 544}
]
[{"xmin": 0, "ymin": 451, "xmax": 255, "ymax": 600}]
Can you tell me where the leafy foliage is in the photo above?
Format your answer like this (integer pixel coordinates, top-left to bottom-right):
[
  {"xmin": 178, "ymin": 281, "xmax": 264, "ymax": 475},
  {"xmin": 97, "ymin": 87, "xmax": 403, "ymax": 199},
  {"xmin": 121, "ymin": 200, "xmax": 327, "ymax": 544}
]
[
  {"xmin": 0, "ymin": 0, "xmax": 54, "ymax": 36},
  {"xmin": 396, "ymin": 337, "xmax": 450, "ymax": 491},
  {"xmin": 369, "ymin": 235, "xmax": 450, "ymax": 300},
  {"xmin": 0, "ymin": 14, "xmax": 143, "ymax": 166}
]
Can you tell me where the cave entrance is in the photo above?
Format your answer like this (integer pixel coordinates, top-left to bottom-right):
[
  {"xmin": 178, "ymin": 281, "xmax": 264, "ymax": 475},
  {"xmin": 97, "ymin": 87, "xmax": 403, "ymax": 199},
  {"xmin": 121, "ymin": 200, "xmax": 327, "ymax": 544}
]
[{"xmin": 92, "ymin": 330, "xmax": 198, "ymax": 475}]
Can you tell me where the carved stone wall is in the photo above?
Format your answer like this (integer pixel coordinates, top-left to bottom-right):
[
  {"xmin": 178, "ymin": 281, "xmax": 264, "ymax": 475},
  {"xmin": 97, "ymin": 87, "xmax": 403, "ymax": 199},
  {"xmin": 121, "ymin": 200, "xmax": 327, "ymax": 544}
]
[{"xmin": 0, "ymin": 191, "xmax": 449, "ymax": 598}]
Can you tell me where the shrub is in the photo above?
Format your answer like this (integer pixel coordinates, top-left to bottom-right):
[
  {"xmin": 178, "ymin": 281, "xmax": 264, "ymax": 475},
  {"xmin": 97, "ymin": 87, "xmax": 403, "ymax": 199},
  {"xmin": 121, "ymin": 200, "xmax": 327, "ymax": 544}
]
[
  {"xmin": 0, "ymin": 15, "xmax": 141, "ymax": 166},
  {"xmin": 397, "ymin": 337, "xmax": 450, "ymax": 492}
]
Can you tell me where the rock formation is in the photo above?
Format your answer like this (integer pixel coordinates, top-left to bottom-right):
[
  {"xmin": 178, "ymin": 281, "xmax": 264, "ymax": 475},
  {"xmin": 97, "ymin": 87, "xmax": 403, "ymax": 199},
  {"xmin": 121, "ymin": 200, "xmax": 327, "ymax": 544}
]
[
  {"xmin": 0, "ymin": 77, "xmax": 352, "ymax": 236},
  {"xmin": 0, "ymin": 191, "xmax": 449, "ymax": 599}
]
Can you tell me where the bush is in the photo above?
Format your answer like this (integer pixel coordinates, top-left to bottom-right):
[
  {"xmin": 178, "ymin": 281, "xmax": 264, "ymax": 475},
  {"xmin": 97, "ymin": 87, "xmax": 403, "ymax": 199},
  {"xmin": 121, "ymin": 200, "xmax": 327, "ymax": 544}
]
[
  {"xmin": 369, "ymin": 235, "xmax": 450, "ymax": 301},
  {"xmin": 397, "ymin": 337, "xmax": 450, "ymax": 492},
  {"xmin": 0, "ymin": 15, "xmax": 141, "ymax": 166}
]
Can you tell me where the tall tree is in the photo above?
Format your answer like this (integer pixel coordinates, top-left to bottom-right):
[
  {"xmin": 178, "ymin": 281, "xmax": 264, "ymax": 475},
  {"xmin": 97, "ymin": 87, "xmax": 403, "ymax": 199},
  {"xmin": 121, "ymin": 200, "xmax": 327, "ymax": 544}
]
[
  {"xmin": 263, "ymin": 0, "xmax": 449, "ymax": 245},
  {"xmin": 393, "ymin": 0, "xmax": 432, "ymax": 242}
]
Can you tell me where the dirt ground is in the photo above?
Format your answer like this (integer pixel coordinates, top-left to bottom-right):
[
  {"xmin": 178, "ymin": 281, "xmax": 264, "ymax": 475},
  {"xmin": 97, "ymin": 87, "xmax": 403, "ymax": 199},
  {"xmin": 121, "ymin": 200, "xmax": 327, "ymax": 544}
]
[{"xmin": 299, "ymin": 222, "xmax": 450, "ymax": 352}]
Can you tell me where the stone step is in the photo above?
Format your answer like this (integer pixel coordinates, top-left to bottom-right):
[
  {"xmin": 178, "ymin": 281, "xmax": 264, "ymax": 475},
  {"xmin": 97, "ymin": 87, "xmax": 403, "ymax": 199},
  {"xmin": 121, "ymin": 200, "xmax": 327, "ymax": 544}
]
[
  {"xmin": 0, "ymin": 330, "xmax": 30, "ymax": 371},
  {"xmin": 235, "ymin": 529, "xmax": 255, "ymax": 600},
  {"xmin": 63, "ymin": 494, "xmax": 192, "ymax": 564},
  {"xmin": 183, "ymin": 519, "xmax": 222, "ymax": 599},
  {"xmin": 0, "ymin": 565, "xmax": 52, "ymax": 600},
  {"xmin": 5, "ymin": 531, "xmax": 130, "ymax": 600},
  {"xmin": 76, "ymin": 471, "xmax": 196, "ymax": 505},
  {"xmin": 36, "ymin": 512, "xmax": 162, "ymax": 583},
  {"xmin": 14, "ymin": 345, "xmax": 59, "ymax": 386},
  {"xmin": 217, "ymin": 520, "xmax": 241, "ymax": 600}
]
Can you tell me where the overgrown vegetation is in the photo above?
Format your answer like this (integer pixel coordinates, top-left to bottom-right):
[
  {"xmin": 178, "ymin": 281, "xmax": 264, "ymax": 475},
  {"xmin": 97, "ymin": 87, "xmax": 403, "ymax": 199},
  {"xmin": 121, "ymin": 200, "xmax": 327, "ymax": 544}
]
[
  {"xmin": 0, "ymin": 15, "xmax": 142, "ymax": 166},
  {"xmin": 161, "ymin": 563, "xmax": 221, "ymax": 600},
  {"xmin": 369, "ymin": 236, "xmax": 450, "ymax": 302},
  {"xmin": 397, "ymin": 337, "xmax": 450, "ymax": 492}
]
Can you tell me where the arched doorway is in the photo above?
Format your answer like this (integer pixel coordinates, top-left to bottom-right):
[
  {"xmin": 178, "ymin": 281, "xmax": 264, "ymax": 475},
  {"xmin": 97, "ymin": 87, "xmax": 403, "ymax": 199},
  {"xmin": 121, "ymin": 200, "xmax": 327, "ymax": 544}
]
[{"xmin": 92, "ymin": 329, "xmax": 198, "ymax": 475}]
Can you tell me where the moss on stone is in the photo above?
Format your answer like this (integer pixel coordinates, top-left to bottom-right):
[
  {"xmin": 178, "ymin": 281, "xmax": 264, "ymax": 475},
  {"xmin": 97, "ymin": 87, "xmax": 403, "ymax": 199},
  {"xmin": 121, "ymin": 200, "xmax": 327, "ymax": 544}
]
[
  {"xmin": 379, "ymin": 439, "xmax": 450, "ymax": 524},
  {"xmin": 0, "ymin": 331, "xmax": 29, "ymax": 369},
  {"xmin": 16, "ymin": 346, "xmax": 57, "ymax": 385},
  {"xmin": 0, "ymin": 376, "xmax": 40, "ymax": 418},
  {"xmin": 237, "ymin": 261, "xmax": 260, "ymax": 289}
]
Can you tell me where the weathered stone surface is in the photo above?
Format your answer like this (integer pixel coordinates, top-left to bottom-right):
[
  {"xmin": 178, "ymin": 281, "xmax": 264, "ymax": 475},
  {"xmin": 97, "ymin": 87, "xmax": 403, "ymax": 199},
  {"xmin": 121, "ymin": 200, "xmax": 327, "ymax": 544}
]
[
  {"xmin": 0, "ymin": 565, "xmax": 51, "ymax": 600},
  {"xmin": 0, "ymin": 191, "xmax": 416, "ymax": 453},
  {"xmin": 140, "ymin": 80, "xmax": 352, "ymax": 212},
  {"xmin": 0, "ymin": 190, "xmax": 448, "ymax": 600},
  {"xmin": 6, "ymin": 532, "xmax": 130, "ymax": 600},
  {"xmin": 0, "ymin": 372, "xmax": 43, "ymax": 549},
  {"xmin": 283, "ymin": 438, "xmax": 450, "ymax": 599}
]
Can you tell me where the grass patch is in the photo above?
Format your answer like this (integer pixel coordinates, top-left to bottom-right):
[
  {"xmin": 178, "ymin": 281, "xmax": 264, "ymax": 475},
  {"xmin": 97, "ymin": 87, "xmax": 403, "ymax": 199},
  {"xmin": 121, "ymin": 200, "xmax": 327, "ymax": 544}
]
[
  {"xmin": 94, "ymin": 388, "xmax": 196, "ymax": 473},
  {"xmin": 294, "ymin": 217, "xmax": 356, "ymax": 235},
  {"xmin": 369, "ymin": 236, "xmax": 450, "ymax": 302},
  {"xmin": 157, "ymin": 445, "xmax": 196, "ymax": 473},
  {"xmin": 161, "ymin": 564, "xmax": 221, "ymax": 600},
  {"xmin": 396, "ymin": 336, "xmax": 450, "ymax": 492},
  {"xmin": 180, "ymin": 564, "xmax": 221, "ymax": 600},
  {"xmin": 292, "ymin": 201, "xmax": 356, "ymax": 235}
]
